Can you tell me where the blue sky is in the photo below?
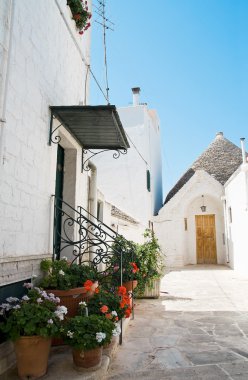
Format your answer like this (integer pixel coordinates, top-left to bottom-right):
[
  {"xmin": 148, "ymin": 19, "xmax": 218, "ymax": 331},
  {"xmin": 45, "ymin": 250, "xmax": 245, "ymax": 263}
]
[{"xmin": 90, "ymin": 0, "xmax": 248, "ymax": 198}]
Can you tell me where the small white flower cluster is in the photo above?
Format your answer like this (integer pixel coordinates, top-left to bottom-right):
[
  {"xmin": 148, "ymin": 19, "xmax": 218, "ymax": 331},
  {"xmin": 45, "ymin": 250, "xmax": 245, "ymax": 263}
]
[
  {"xmin": 61, "ymin": 256, "xmax": 68, "ymax": 261},
  {"xmin": 33, "ymin": 288, "xmax": 60, "ymax": 304},
  {"xmin": 111, "ymin": 311, "xmax": 118, "ymax": 317},
  {"xmin": 96, "ymin": 332, "xmax": 106, "ymax": 343},
  {"xmin": 112, "ymin": 323, "xmax": 121, "ymax": 337},
  {"xmin": 67, "ymin": 330, "xmax": 74, "ymax": 338},
  {"xmin": 79, "ymin": 301, "xmax": 87, "ymax": 307},
  {"xmin": 22, "ymin": 295, "xmax": 30, "ymax": 301},
  {"xmin": 47, "ymin": 319, "xmax": 54, "ymax": 325},
  {"xmin": 54, "ymin": 305, "xmax": 68, "ymax": 320},
  {"xmin": 6, "ymin": 297, "xmax": 19, "ymax": 303},
  {"xmin": 59, "ymin": 270, "xmax": 65, "ymax": 276}
]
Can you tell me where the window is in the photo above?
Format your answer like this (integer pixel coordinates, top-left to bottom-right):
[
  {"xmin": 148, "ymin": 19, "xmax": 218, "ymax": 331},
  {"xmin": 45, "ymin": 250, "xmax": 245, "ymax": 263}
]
[
  {"xmin": 184, "ymin": 218, "xmax": 188, "ymax": 231},
  {"xmin": 146, "ymin": 170, "xmax": 151, "ymax": 192},
  {"xmin": 97, "ymin": 201, "xmax": 103, "ymax": 221}
]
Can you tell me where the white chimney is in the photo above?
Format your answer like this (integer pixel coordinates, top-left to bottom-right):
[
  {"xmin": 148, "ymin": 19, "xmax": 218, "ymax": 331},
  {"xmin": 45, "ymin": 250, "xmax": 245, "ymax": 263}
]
[
  {"xmin": 132, "ymin": 87, "xmax": 140, "ymax": 106},
  {"xmin": 240, "ymin": 138, "xmax": 246, "ymax": 164},
  {"xmin": 215, "ymin": 132, "xmax": 224, "ymax": 139}
]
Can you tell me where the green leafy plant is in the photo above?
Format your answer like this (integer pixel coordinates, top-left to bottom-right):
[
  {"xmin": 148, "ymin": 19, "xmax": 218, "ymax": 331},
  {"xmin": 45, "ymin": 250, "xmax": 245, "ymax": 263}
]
[
  {"xmin": 62, "ymin": 313, "xmax": 118, "ymax": 350},
  {"xmin": 0, "ymin": 286, "xmax": 67, "ymax": 341},
  {"xmin": 39, "ymin": 258, "xmax": 98, "ymax": 290},
  {"xmin": 67, "ymin": 0, "xmax": 91, "ymax": 35},
  {"xmin": 110, "ymin": 236, "xmax": 141, "ymax": 284},
  {"xmin": 135, "ymin": 229, "xmax": 165, "ymax": 295}
]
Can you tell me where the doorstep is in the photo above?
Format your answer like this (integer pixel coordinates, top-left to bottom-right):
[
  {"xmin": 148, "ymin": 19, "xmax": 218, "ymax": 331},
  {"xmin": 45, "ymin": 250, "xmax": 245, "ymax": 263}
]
[{"xmin": 0, "ymin": 317, "xmax": 130, "ymax": 380}]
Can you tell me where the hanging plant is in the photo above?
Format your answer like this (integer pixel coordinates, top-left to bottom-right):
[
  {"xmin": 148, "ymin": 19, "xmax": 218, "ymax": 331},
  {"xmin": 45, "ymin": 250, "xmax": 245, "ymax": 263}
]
[{"xmin": 67, "ymin": 0, "xmax": 92, "ymax": 35}]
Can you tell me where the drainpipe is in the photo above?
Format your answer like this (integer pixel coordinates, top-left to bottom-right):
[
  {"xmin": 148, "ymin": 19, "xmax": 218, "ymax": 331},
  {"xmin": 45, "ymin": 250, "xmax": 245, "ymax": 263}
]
[
  {"xmin": 88, "ymin": 161, "xmax": 97, "ymax": 218},
  {"xmin": 240, "ymin": 138, "xmax": 247, "ymax": 165},
  {"xmin": 88, "ymin": 162, "xmax": 97, "ymax": 263},
  {"xmin": 0, "ymin": 0, "xmax": 15, "ymax": 166}
]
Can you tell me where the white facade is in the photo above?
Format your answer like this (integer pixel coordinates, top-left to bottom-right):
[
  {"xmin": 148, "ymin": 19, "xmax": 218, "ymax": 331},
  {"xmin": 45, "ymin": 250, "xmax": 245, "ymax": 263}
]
[
  {"xmin": 92, "ymin": 90, "xmax": 163, "ymax": 242},
  {"xmin": 0, "ymin": 0, "xmax": 91, "ymax": 285},
  {"xmin": 224, "ymin": 163, "xmax": 248, "ymax": 272},
  {"xmin": 154, "ymin": 170, "xmax": 226, "ymax": 267}
]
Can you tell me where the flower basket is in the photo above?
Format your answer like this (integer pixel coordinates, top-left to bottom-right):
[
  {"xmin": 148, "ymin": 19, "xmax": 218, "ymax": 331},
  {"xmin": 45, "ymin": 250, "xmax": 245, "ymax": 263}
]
[{"xmin": 135, "ymin": 278, "xmax": 161, "ymax": 299}]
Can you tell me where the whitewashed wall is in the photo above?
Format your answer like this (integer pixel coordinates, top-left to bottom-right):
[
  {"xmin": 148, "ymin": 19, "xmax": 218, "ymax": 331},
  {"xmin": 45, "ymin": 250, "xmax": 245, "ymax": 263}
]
[
  {"xmin": 0, "ymin": 0, "xmax": 91, "ymax": 283},
  {"xmin": 92, "ymin": 102, "xmax": 162, "ymax": 243},
  {"xmin": 154, "ymin": 170, "xmax": 226, "ymax": 267},
  {"xmin": 224, "ymin": 164, "xmax": 248, "ymax": 272}
]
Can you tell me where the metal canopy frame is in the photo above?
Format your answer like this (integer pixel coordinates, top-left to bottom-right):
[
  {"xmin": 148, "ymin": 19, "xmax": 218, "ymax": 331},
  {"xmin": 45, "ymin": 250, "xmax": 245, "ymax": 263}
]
[{"xmin": 49, "ymin": 105, "xmax": 129, "ymax": 170}]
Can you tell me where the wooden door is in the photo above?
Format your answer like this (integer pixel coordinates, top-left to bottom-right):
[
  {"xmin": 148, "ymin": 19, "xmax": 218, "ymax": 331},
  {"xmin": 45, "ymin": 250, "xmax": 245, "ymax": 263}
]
[{"xmin": 195, "ymin": 214, "xmax": 217, "ymax": 264}]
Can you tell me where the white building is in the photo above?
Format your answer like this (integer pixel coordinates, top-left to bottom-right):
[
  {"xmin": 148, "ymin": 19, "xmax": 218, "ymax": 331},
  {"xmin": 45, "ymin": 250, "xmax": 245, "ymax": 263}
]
[
  {"xmin": 154, "ymin": 132, "xmax": 246, "ymax": 268},
  {"xmin": 0, "ymin": 0, "xmax": 133, "ymax": 372},
  {"xmin": 223, "ymin": 139, "xmax": 248, "ymax": 273},
  {"xmin": 0, "ymin": 0, "xmax": 133, "ymax": 295},
  {"xmin": 92, "ymin": 87, "xmax": 163, "ymax": 242}
]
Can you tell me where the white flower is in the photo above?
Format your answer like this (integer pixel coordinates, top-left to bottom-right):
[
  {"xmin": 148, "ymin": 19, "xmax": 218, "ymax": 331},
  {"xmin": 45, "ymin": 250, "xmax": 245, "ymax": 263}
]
[
  {"xmin": 47, "ymin": 319, "xmax": 54, "ymax": 325},
  {"xmin": 96, "ymin": 332, "xmax": 106, "ymax": 343},
  {"xmin": 67, "ymin": 330, "xmax": 74, "ymax": 338},
  {"xmin": 111, "ymin": 311, "xmax": 118, "ymax": 317},
  {"xmin": 112, "ymin": 323, "xmax": 121, "ymax": 336},
  {"xmin": 13, "ymin": 305, "xmax": 21, "ymax": 310},
  {"xmin": 61, "ymin": 256, "xmax": 68, "ymax": 261},
  {"xmin": 54, "ymin": 305, "xmax": 68, "ymax": 320},
  {"xmin": 37, "ymin": 298, "xmax": 43, "ymax": 304},
  {"xmin": 59, "ymin": 270, "xmax": 65, "ymax": 276},
  {"xmin": 0, "ymin": 303, "xmax": 12, "ymax": 311},
  {"xmin": 79, "ymin": 301, "xmax": 87, "ymax": 306},
  {"xmin": 6, "ymin": 297, "xmax": 19, "ymax": 303},
  {"xmin": 22, "ymin": 295, "xmax": 30, "ymax": 301}
]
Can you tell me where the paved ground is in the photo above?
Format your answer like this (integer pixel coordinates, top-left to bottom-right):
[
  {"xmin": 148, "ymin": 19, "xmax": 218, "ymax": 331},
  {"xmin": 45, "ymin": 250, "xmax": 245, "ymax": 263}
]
[{"xmin": 105, "ymin": 265, "xmax": 248, "ymax": 380}]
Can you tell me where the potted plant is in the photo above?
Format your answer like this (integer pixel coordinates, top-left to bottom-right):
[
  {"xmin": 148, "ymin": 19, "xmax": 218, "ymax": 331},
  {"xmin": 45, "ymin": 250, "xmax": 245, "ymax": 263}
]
[
  {"xmin": 62, "ymin": 310, "xmax": 118, "ymax": 369},
  {"xmin": 0, "ymin": 285, "xmax": 67, "ymax": 379},
  {"xmin": 39, "ymin": 258, "xmax": 99, "ymax": 317},
  {"xmin": 67, "ymin": 0, "xmax": 91, "ymax": 35},
  {"xmin": 135, "ymin": 230, "xmax": 165, "ymax": 298},
  {"xmin": 110, "ymin": 236, "xmax": 140, "ymax": 292}
]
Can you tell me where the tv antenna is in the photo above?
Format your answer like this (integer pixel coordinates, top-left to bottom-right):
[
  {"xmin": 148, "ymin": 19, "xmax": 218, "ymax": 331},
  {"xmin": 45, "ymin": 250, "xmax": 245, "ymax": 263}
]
[{"xmin": 94, "ymin": 0, "xmax": 114, "ymax": 104}]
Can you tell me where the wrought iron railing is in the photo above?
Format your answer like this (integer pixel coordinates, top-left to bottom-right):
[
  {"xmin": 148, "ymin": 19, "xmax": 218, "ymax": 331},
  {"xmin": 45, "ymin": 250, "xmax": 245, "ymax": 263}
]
[{"xmin": 53, "ymin": 195, "xmax": 136, "ymax": 289}]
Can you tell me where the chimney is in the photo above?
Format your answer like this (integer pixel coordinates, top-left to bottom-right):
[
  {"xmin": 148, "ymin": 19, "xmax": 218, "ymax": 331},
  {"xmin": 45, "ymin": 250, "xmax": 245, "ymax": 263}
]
[
  {"xmin": 240, "ymin": 138, "xmax": 246, "ymax": 164},
  {"xmin": 215, "ymin": 132, "xmax": 224, "ymax": 139},
  {"xmin": 132, "ymin": 87, "xmax": 140, "ymax": 106}
]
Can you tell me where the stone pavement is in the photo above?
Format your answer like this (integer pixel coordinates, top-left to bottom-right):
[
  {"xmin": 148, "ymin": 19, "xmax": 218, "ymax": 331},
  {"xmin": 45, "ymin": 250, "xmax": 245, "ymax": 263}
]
[{"xmin": 105, "ymin": 265, "xmax": 248, "ymax": 380}]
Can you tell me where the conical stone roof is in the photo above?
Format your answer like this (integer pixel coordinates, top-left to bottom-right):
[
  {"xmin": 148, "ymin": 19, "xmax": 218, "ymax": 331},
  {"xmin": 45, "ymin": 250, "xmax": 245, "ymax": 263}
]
[{"xmin": 164, "ymin": 132, "xmax": 244, "ymax": 204}]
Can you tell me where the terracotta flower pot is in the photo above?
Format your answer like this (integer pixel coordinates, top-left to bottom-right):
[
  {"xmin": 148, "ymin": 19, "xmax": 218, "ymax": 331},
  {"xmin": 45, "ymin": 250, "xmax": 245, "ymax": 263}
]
[
  {"xmin": 122, "ymin": 280, "xmax": 138, "ymax": 292},
  {"xmin": 14, "ymin": 336, "xmax": 51, "ymax": 380},
  {"xmin": 72, "ymin": 346, "xmax": 102, "ymax": 369},
  {"xmin": 48, "ymin": 282, "xmax": 98, "ymax": 318}
]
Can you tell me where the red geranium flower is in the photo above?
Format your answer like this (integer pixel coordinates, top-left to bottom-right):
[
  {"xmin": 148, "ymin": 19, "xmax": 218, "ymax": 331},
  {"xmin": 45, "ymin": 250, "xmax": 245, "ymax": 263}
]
[
  {"xmin": 118, "ymin": 286, "xmax": 127, "ymax": 296},
  {"xmin": 100, "ymin": 305, "xmax": 108, "ymax": 313},
  {"xmin": 84, "ymin": 279, "xmax": 93, "ymax": 291}
]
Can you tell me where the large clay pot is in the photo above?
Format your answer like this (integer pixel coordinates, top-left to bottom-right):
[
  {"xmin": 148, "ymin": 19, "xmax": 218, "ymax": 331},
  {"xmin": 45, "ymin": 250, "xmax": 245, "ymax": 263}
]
[
  {"xmin": 14, "ymin": 336, "xmax": 51, "ymax": 380},
  {"xmin": 49, "ymin": 283, "xmax": 98, "ymax": 346},
  {"xmin": 122, "ymin": 280, "xmax": 138, "ymax": 292},
  {"xmin": 72, "ymin": 346, "xmax": 102, "ymax": 369}
]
